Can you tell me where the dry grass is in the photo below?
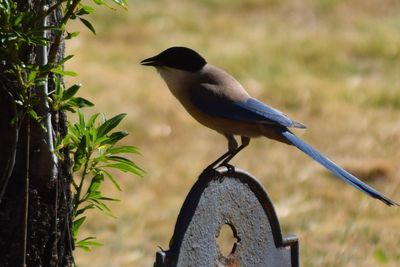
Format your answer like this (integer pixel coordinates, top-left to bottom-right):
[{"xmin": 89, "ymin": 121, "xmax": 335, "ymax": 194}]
[{"xmin": 65, "ymin": 0, "xmax": 400, "ymax": 266}]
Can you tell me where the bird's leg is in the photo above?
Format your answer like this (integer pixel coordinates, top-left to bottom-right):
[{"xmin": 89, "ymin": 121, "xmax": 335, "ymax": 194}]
[
  {"xmin": 218, "ymin": 136, "xmax": 250, "ymax": 170},
  {"xmin": 205, "ymin": 135, "xmax": 238, "ymax": 170}
]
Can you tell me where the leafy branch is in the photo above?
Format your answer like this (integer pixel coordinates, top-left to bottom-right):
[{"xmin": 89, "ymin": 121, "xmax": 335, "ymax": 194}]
[
  {"xmin": 60, "ymin": 111, "xmax": 144, "ymax": 250},
  {"xmin": 1, "ymin": 0, "xmax": 140, "ymax": 253},
  {"xmin": 0, "ymin": 0, "xmax": 127, "ymax": 121}
]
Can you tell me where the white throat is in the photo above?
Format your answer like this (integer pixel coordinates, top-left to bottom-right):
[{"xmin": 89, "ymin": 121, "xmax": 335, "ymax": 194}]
[{"xmin": 156, "ymin": 67, "xmax": 196, "ymax": 98}]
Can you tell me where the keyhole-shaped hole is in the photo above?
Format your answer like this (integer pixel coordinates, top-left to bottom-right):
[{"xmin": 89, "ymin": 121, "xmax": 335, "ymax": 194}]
[{"xmin": 216, "ymin": 224, "xmax": 238, "ymax": 257}]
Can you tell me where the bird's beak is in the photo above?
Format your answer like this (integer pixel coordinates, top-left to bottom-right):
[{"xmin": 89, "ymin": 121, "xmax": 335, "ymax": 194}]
[{"xmin": 140, "ymin": 56, "xmax": 159, "ymax": 66}]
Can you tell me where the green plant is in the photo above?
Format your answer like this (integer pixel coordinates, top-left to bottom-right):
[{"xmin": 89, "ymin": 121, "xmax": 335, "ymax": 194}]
[
  {"xmin": 0, "ymin": 0, "xmax": 141, "ymax": 257},
  {"xmin": 1, "ymin": 0, "xmax": 127, "ymax": 122},
  {"xmin": 63, "ymin": 111, "xmax": 143, "ymax": 250},
  {"xmin": 50, "ymin": 76, "xmax": 94, "ymax": 113}
]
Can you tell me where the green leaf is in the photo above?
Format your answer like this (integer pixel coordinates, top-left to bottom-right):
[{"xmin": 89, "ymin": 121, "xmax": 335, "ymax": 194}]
[
  {"xmin": 61, "ymin": 84, "xmax": 81, "ymax": 101},
  {"xmin": 105, "ymin": 155, "xmax": 135, "ymax": 165},
  {"xmin": 26, "ymin": 35, "xmax": 49, "ymax": 46},
  {"xmin": 108, "ymin": 145, "xmax": 140, "ymax": 155},
  {"xmin": 63, "ymin": 70, "xmax": 78, "ymax": 77},
  {"xmin": 77, "ymin": 5, "xmax": 95, "ymax": 16},
  {"xmin": 67, "ymin": 125, "xmax": 80, "ymax": 144},
  {"xmin": 75, "ymin": 204, "xmax": 94, "ymax": 217},
  {"xmin": 66, "ymin": 31, "xmax": 80, "ymax": 40},
  {"xmin": 90, "ymin": 199, "xmax": 115, "ymax": 217},
  {"xmin": 100, "ymin": 131, "xmax": 128, "ymax": 146},
  {"xmin": 87, "ymin": 113, "xmax": 100, "ymax": 127},
  {"xmin": 73, "ymin": 216, "xmax": 86, "ymax": 237},
  {"xmin": 92, "ymin": 0, "xmax": 105, "ymax": 5},
  {"xmin": 73, "ymin": 135, "xmax": 87, "ymax": 171},
  {"xmin": 78, "ymin": 110, "xmax": 85, "ymax": 127},
  {"xmin": 88, "ymin": 173, "xmax": 104, "ymax": 193},
  {"xmin": 13, "ymin": 13, "xmax": 27, "ymax": 26},
  {"xmin": 76, "ymin": 236, "xmax": 103, "ymax": 251},
  {"xmin": 79, "ymin": 18, "xmax": 96, "ymax": 35},
  {"xmin": 105, "ymin": 162, "xmax": 144, "ymax": 177},
  {"xmin": 88, "ymin": 190, "xmax": 102, "ymax": 200},
  {"xmin": 99, "ymin": 196, "xmax": 120, "ymax": 202},
  {"xmin": 58, "ymin": 54, "xmax": 74, "ymax": 65},
  {"xmin": 27, "ymin": 69, "xmax": 37, "ymax": 83},
  {"xmin": 103, "ymin": 170, "xmax": 121, "ymax": 191},
  {"xmin": 97, "ymin": 113, "xmax": 126, "ymax": 138},
  {"xmin": 69, "ymin": 97, "xmax": 94, "ymax": 108},
  {"xmin": 27, "ymin": 109, "xmax": 41, "ymax": 122},
  {"xmin": 51, "ymin": 65, "xmax": 78, "ymax": 76}
]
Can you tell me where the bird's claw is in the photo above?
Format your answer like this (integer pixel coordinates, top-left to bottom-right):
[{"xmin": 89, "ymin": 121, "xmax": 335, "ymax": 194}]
[
  {"xmin": 212, "ymin": 163, "xmax": 235, "ymax": 182},
  {"xmin": 219, "ymin": 162, "xmax": 235, "ymax": 173},
  {"xmin": 200, "ymin": 167, "xmax": 221, "ymax": 180},
  {"xmin": 200, "ymin": 162, "xmax": 235, "ymax": 182}
]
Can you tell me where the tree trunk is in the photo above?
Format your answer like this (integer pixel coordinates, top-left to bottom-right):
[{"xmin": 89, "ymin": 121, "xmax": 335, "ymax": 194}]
[{"xmin": 0, "ymin": 1, "xmax": 73, "ymax": 266}]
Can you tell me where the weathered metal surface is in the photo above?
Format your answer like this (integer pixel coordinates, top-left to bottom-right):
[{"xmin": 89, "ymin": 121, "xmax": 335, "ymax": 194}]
[{"xmin": 154, "ymin": 168, "xmax": 299, "ymax": 267}]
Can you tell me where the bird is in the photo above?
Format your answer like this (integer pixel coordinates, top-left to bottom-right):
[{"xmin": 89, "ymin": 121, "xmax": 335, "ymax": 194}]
[{"xmin": 140, "ymin": 46, "xmax": 398, "ymax": 206}]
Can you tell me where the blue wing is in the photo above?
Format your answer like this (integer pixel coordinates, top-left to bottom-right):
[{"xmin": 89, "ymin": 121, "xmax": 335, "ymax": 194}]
[
  {"xmin": 234, "ymin": 98, "xmax": 306, "ymax": 128},
  {"xmin": 189, "ymin": 84, "xmax": 305, "ymax": 128},
  {"xmin": 189, "ymin": 84, "xmax": 398, "ymax": 205}
]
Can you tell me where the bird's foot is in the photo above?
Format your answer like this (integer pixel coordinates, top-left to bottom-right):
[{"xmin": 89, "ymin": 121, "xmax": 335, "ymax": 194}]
[
  {"xmin": 212, "ymin": 163, "xmax": 235, "ymax": 182},
  {"xmin": 201, "ymin": 162, "xmax": 236, "ymax": 182},
  {"xmin": 200, "ymin": 167, "xmax": 222, "ymax": 181},
  {"xmin": 219, "ymin": 162, "xmax": 235, "ymax": 173}
]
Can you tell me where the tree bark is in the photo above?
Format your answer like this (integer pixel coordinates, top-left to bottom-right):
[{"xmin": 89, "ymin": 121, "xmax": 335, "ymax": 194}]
[{"xmin": 0, "ymin": 1, "xmax": 73, "ymax": 266}]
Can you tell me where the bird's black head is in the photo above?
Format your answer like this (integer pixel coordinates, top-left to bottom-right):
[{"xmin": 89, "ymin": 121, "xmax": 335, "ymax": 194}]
[{"xmin": 140, "ymin": 46, "xmax": 207, "ymax": 72}]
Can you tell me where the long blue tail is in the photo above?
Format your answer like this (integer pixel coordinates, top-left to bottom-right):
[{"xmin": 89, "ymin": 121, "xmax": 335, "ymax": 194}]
[{"xmin": 281, "ymin": 130, "xmax": 398, "ymax": 206}]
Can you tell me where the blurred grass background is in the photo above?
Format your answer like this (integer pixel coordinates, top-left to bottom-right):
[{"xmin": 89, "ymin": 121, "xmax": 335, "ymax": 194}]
[{"xmin": 66, "ymin": 0, "xmax": 400, "ymax": 266}]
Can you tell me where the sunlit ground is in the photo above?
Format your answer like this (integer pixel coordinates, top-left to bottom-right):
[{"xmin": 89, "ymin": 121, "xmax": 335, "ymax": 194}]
[{"xmin": 65, "ymin": 0, "xmax": 400, "ymax": 266}]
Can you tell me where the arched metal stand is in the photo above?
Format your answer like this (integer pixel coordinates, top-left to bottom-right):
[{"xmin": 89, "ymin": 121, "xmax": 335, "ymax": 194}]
[{"xmin": 154, "ymin": 168, "xmax": 299, "ymax": 267}]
